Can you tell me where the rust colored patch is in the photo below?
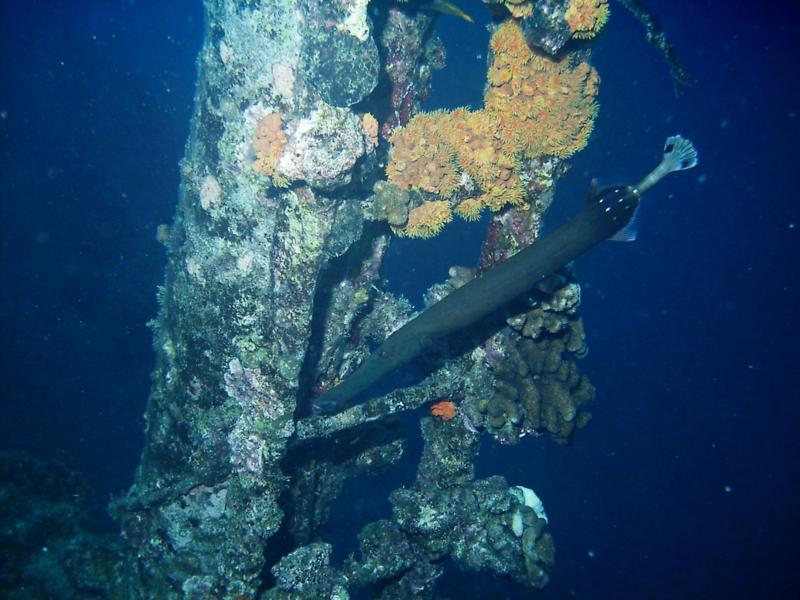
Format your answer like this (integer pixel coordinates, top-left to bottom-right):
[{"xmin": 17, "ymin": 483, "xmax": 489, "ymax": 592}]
[{"xmin": 430, "ymin": 400, "xmax": 457, "ymax": 421}]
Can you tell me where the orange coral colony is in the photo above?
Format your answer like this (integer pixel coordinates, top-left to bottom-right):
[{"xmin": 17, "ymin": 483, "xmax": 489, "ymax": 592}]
[
  {"xmin": 485, "ymin": 20, "xmax": 600, "ymax": 159},
  {"xmin": 565, "ymin": 0, "xmax": 610, "ymax": 39},
  {"xmin": 455, "ymin": 197, "xmax": 484, "ymax": 221},
  {"xmin": 430, "ymin": 400, "xmax": 457, "ymax": 421},
  {"xmin": 394, "ymin": 200, "xmax": 453, "ymax": 238},
  {"xmin": 386, "ymin": 111, "xmax": 459, "ymax": 197},
  {"xmin": 385, "ymin": 20, "xmax": 600, "ymax": 234},
  {"xmin": 362, "ymin": 113, "xmax": 379, "ymax": 149},
  {"xmin": 252, "ymin": 113, "xmax": 287, "ymax": 178}
]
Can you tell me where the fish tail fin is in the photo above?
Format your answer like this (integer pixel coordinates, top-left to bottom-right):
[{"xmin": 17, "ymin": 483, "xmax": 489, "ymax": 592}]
[
  {"xmin": 610, "ymin": 203, "xmax": 641, "ymax": 242},
  {"xmin": 615, "ymin": 135, "xmax": 698, "ymax": 241},
  {"xmin": 662, "ymin": 135, "xmax": 699, "ymax": 173},
  {"xmin": 636, "ymin": 135, "xmax": 699, "ymax": 194}
]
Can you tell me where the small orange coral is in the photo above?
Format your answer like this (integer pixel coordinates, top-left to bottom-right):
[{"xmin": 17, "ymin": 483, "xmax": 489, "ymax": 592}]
[
  {"xmin": 485, "ymin": 20, "xmax": 600, "ymax": 158},
  {"xmin": 565, "ymin": 0, "xmax": 609, "ymax": 39},
  {"xmin": 455, "ymin": 197, "xmax": 483, "ymax": 221},
  {"xmin": 394, "ymin": 200, "xmax": 453, "ymax": 238},
  {"xmin": 504, "ymin": 0, "xmax": 533, "ymax": 19},
  {"xmin": 387, "ymin": 112, "xmax": 459, "ymax": 196},
  {"xmin": 252, "ymin": 113, "xmax": 287, "ymax": 178},
  {"xmin": 480, "ymin": 172, "xmax": 526, "ymax": 212},
  {"xmin": 431, "ymin": 400, "xmax": 457, "ymax": 421},
  {"xmin": 362, "ymin": 113, "xmax": 379, "ymax": 148},
  {"xmin": 451, "ymin": 110, "xmax": 505, "ymax": 187},
  {"xmin": 489, "ymin": 18, "xmax": 532, "ymax": 60}
]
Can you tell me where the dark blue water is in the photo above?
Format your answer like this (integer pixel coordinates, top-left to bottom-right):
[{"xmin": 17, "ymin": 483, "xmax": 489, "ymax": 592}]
[{"xmin": 1, "ymin": 1, "xmax": 798, "ymax": 597}]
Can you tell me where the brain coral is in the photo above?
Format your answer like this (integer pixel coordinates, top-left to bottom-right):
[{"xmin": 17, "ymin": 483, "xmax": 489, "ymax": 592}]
[{"xmin": 470, "ymin": 319, "xmax": 594, "ymax": 445}]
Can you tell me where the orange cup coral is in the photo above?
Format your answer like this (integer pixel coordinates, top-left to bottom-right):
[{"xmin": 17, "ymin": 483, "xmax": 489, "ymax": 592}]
[
  {"xmin": 454, "ymin": 197, "xmax": 484, "ymax": 221},
  {"xmin": 565, "ymin": 0, "xmax": 610, "ymax": 39},
  {"xmin": 394, "ymin": 200, "xmax": 453, "ymax": 238},
  {"xmin": 430, "ymin": 400, "xmax": 457, "ymax": 421},
  {"xmin": 362, "ymin": 113, "xmax": 379, "ymax": 149},
  {"xmin": 252, "ymin": 113, "xmax": 288, "ymax": 180},
  {"xmin": 386, "ymin": 111, "xmax": 459, "ymax": 197},
  {"xmin": 485, "ymin": 20, "xmax": 600, "ymax": 159},
  {"xmin": 384, "ymin": 20, "xmax": 600, "ymax": 236}
]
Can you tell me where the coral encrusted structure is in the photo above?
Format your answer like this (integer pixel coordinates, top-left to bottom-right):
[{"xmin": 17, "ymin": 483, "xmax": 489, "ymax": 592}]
[
  {"xmin": 0, "ymin": 0, "xmax": 642, "ymax": 597},
  {"xmin": 109, "ymin": 1, "xmax": 407, "ymax": 597}
]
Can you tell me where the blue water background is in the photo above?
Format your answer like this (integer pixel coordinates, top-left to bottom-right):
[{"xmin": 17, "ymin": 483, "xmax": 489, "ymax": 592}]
[{"xmin": 1, "ymin": 1, "xmax": 798, "ymax": 597}]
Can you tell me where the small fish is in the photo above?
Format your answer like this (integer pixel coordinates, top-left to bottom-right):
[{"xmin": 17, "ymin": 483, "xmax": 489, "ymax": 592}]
[{"xmin": 420, "ymin": 0, "xmax": 474, "ymax": 23}]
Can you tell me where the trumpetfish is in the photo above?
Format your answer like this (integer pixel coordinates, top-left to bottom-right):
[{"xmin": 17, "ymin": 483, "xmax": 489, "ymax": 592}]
[{"xmin": 314, "ymin": 136, "xmax": 698, "ymax": 415}]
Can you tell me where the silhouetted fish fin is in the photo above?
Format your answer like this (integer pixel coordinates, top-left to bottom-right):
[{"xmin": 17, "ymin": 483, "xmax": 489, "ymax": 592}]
[
  {"xmin": 586, "ymin": 178, "xmax": 602, "ymax": 203},
  {"xmin": 536, "ymin": 269, "xmax": 570, "ymax": 294},
  {"xmin": 610, "ymin": 204, "xmax": 640, "ymax": 242}
]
